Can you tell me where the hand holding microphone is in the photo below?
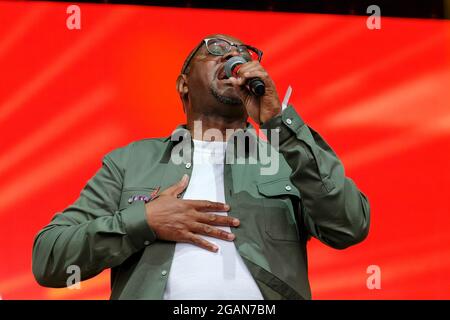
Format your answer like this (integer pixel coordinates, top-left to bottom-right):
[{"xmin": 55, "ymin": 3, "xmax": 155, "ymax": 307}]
[
  {"xmin": 224, "ymin": 56, "xmax": 265, "ymax": 96},
  {"xmin": 223, "ymin": 57, "xmax": 282, "ymax": 124}
]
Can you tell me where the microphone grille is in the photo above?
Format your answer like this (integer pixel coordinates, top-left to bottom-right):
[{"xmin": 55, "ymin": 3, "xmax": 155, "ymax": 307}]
[{"xmin": 224, "ymin": 56, "xmax": 247, "ymax": 78}]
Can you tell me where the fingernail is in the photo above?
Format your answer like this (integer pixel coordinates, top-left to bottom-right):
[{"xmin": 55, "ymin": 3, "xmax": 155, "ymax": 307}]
[
  {"xmin": 228, "ymin": 233, "xmax": 235, "ymax": 240},
  {"xmin": 224, "ymin": 204, "xmax": 230, "ymax": 210},
  {"xmin": 213, "ymin": 246, "xmax": 219, "ymax": 252},
  {"xmin": 182, "ymin": 174, "xmax": 188, "ymax": 183},
  {"xmin": 233, "ymin": 219, "xmax": 240, "ymax": 226}
]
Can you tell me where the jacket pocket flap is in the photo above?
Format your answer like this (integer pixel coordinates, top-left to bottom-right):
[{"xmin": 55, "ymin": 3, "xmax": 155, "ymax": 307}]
[{"xmin": 257, "ymin": 178, "xmax": 301, "ymax": 199}]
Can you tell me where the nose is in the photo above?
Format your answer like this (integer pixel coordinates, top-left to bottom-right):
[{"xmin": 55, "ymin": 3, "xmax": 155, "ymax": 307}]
[{"xmin": 222, "ymin": 46, "xmax": 242, "ymax": 61}]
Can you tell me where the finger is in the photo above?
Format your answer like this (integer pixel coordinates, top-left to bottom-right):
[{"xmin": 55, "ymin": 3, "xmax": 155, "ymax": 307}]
[
  {"xmin": 229, "ymin": 68, "xmax": 269, "ymax": 88},
  {"xmin": 184, "ymin": 200, "xmax": 230, "ymax": 212},
  {"xmin": 236, "ymin": 62, "xmax": 264, "ymax": 76},
  {"xmin": 190, "ymin": 222, "xmax": 236, "ymax": 241},
  {"xmin": 185, "ymin": 233, "xmax": 219, "ymax": 252},
  {"xmin": 240, "ymin": 70, "xmax": 269, "ymax": 81},
  {"xmin": 229, "ymin": 76, "xmax": 246, "ymax": 87},
  {"xmin": 196, "ymin": 212, "xmax": 240, "ymax": 227},
  {"xmin": 236, "ymin": 60, "xmax": 260, "ymax": 70},
  {"xmin": 161, "ymin": 174, "xmax": 189, "ymax": 197}
]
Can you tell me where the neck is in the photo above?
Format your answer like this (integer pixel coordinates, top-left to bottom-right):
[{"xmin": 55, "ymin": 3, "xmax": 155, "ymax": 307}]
[{"xmin": 186, "ymin": 113, "xmax": 247, "ymax": 142}]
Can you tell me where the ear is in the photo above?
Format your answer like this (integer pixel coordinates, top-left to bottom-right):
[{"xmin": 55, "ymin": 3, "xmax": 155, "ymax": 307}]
[
  {"xmin": 176, "ymin": 74, "xmax": 189, "ymax": 113},
  {"xmin": 176, "ymin": 74, "xmax": 188, "ymax": 94}
]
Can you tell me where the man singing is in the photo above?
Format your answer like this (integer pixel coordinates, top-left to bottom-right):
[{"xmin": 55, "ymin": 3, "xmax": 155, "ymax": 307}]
[{"xmin": 32, "ymin": 34, "xmax": 370, "ymax": 300}]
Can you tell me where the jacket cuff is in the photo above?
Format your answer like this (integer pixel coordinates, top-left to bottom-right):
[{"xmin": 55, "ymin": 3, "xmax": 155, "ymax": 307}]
[
  {"xmin": 260, "ymin": 105, "xmax": 306, "ymax": 144},
  {"xmin": 120, "ymin": 200, "xmax": 157, "ymax": 250}
]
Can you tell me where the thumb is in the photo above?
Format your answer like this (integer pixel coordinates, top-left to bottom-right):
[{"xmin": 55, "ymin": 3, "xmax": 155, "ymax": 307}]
[{"xmin": 161, "ymin": 174, "xmax": 189, "ymax": 197}]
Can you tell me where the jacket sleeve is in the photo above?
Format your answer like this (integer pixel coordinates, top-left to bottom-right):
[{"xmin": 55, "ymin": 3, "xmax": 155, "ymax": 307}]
[
  {"xmin": 261, "ymin": 105, "xmax": 370, "ymax": 249},
  {"xmin": 32, "ymin": 144, "xmax": 156, "ymax": 288}
]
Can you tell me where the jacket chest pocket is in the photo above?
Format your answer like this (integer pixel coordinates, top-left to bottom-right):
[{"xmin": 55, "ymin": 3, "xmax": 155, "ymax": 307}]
[
  {"xmin": 119, "ymin": 187, "xmax": 157, "ymax": 210},
  {"xmin": 257, "ymin": 178, "xmax": 301, "ymax": 242}
]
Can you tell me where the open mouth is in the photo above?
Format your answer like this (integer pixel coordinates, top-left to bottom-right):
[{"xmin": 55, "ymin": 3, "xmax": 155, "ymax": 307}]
[{"xmin": 216, "ymin": 65, "xmax": 227, "ymax": 80}]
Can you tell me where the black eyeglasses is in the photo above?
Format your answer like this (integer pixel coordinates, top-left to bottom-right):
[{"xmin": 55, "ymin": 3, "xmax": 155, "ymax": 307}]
[{"xmin": 181, "ymin": 38, "xmax": 263, "ymax": 74}]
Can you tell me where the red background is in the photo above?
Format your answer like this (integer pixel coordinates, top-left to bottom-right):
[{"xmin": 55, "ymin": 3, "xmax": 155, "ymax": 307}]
[{"xmin": 0, "ymin": 1, "xmax": 449, "ymax": 299}]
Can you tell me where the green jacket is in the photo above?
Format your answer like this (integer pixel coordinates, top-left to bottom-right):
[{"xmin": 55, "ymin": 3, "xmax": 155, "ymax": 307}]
[{"xmin": 32, "ymin": 106, "xmax": 370, "ymax": 300}]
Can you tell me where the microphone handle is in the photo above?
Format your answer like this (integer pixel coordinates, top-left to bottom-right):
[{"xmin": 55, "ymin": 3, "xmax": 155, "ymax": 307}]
[{"xmin": 248, "ymin": 78, "xmax": 266, "ymax": 97}]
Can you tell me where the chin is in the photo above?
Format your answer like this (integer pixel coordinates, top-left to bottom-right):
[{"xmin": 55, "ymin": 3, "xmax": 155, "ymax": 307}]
[{"xmin": 210, "ymin": 83, "xmax": 242, "ymax": 106}]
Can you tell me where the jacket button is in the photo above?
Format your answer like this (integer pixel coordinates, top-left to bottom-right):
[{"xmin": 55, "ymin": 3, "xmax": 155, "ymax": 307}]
[
  {"xmin": 144, "ymin": 240, "xmax": 151, "ymax": 246},
  {"xmin": 285, "ymin": 185, "xmax": 292, "ymax": 191},
  {"xmin": 286, "ymin": 118, "xmax": 293, "ymax": 125},
  {"xmin": 161, "ymin": 270, "xmax": 168, "ymax": 276},
  {"xmin": 185, "ymin": 162, "xmax": 192, "ymax": 169}
]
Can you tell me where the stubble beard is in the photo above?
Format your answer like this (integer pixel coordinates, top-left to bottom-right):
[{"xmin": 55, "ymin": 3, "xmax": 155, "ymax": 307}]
[{"xmin": 210, "ymin": 84, "xmax": 242, "ymax": 106}]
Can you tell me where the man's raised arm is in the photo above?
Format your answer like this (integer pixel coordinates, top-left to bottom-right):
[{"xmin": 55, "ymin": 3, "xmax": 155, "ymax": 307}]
[{"xmin": 261, "ymin": 105, "xmax": 370, "ymax": 249}]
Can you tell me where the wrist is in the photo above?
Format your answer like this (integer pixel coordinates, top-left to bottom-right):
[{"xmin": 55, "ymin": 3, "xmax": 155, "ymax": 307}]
[{"xmin": 260, "ymin": 109, "xmax": 282, "ymax": 125}]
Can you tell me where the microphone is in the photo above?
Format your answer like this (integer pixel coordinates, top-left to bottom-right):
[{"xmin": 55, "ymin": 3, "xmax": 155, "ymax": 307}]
[{"xmin": 224, "ymin": 56, "xmax": 266, "ymax": 97}]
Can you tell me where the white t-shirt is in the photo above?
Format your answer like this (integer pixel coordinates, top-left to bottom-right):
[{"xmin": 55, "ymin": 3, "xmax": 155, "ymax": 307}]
[{"xmin": 163, "ymin": 139, "xmax": 264, "ymax": 300}]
